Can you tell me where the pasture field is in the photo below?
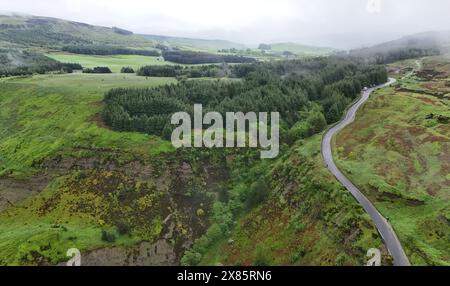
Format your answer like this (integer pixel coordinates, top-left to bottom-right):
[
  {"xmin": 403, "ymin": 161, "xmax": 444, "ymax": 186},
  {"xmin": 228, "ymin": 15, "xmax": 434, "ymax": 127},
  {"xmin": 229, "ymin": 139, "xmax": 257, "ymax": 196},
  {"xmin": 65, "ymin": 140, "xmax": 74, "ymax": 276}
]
[
  {"xmin": 46, "ymin": 53, "xmax": 174, "ymax": 72},
  {"xmin": 0, "ymin": 73, "xmax": 176, "ymax": 178},
  {"xmin": 333, "ymin": 58, "xmax": 450, "ymax": 265}
]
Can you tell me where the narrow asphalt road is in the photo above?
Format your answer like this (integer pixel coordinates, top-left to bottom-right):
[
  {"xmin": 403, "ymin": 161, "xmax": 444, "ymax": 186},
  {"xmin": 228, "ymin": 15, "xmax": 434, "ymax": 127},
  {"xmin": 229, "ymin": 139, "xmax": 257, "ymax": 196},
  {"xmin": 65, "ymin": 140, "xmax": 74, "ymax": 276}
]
[{"xmin": 321, "ymin": 78, "xmax": 411, "ymax": 266}]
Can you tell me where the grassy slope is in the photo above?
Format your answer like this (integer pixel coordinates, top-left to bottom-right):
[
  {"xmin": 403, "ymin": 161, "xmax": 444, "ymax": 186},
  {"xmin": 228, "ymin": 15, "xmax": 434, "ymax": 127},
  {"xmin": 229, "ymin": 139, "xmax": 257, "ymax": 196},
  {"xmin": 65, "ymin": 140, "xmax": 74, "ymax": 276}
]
[
  {"xmin": 0, "ymin": 174, "xmax": 144, "ymax": 265},
  {"xmin": 0, "ymin": 14, "xmax": 159, "ymax": 72},
  {"xmin": 141, "ymin": 34, "xmax": 246, "ymax": 52},
  {"xmin": 0, "ymin": 73, "xmax": 176, "ymax": 178},
  {"xmin": 270, "ymin": 43, "xmax": 336, "ymax": 56},
  {"xmin": 200, "ymin": 135, "xmax": 386, "ymax": 266},
  {"xmin": 46, "ymin": 53, "xmax": 173, "ymax": 73},
  {"xmin": 333, "ymin": 58, "xmax": 450, "ymax": 265},
  {"xmin": 0, "ymin": 14, "xmax": 153, "ymax": 49},
  {"xmin": 0, "ymin": 73, "xmax": 179, "ymax": 265}
]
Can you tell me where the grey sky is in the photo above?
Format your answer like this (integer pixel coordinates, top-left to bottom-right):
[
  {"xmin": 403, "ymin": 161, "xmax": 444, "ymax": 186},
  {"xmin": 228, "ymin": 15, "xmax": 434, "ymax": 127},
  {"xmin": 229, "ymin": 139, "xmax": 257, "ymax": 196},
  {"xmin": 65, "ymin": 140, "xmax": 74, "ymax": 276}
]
[{"xmin": 1, "ymin": 0, "xmax": 450, "ymax": 49}]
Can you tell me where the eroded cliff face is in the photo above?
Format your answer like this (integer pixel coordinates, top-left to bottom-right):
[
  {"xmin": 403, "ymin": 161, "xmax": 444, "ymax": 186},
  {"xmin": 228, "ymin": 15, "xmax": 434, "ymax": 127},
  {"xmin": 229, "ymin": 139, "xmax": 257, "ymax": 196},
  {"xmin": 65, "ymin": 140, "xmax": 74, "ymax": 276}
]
[{"xmin": 0, "ymin": 148, "xmax": 230, "ymax": 266}]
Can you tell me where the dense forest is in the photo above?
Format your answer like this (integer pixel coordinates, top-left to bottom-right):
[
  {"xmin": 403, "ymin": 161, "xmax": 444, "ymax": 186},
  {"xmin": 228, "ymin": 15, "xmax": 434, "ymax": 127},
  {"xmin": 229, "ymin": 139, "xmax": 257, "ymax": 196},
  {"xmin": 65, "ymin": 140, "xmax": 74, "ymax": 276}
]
[
  {"xmin": 103, "ymin": 57, "xmax": 387, "ymax": 141},
  {"xmin": 0, "ymin": 62, "xmax": 82, "ymax": 76},
  {"xmin": 62, "ymin": 45, "xmax": 160, "ymax": 56},
  {"xmin": 162, "ymin": 49, "xmax": 256, "ymax": 64},
  {"xmin": 137, "ymin": 64, "xmax": 230, "ymax": 78}
]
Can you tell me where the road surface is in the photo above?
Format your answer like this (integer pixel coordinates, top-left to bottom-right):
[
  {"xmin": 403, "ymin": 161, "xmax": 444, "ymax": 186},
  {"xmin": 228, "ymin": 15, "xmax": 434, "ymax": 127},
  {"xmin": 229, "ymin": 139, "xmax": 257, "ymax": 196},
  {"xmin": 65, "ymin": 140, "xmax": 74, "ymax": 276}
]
[{"xmin": 321, "ymin": 78, "xmax": 411, "ymax": 266}]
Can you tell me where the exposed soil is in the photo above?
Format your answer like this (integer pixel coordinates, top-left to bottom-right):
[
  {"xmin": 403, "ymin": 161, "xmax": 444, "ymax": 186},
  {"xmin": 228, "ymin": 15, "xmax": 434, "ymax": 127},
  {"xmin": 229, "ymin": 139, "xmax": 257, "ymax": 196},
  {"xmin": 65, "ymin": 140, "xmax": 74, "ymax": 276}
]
[
  {"xmin": 89, "ymin": 112, "xmax": 111, "ymax": 130},
  {"xmin": 2, "ymin": 148, "xmax": 231, "ymax": 265},
  {"xmin": 80, "ymin": 240, "xmax": 177, "ymax": 266},
  {"xmin": 416, "ymin": 96, "xmax": 438, "ymax": 105},
  {"xmin": 0, "ymin": 175, "xmax": 53, "ymax": 212},
  {"xmin": 415, "ymin": 69, "xmax": 447, "ymax": 81}
]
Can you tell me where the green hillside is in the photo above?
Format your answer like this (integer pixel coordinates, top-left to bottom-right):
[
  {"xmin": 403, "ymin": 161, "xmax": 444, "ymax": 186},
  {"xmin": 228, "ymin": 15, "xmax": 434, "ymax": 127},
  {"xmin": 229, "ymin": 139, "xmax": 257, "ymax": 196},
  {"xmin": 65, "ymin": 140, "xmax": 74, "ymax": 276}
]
[
  {"xmin": 270, "ymin": 42, "xmax": 336, "ymax": 56},
  {"xmin": 141, "ymin": 34, "xmax": 246, "ymax": 52},
  {"xmin": 46, "ymin": 53, "xmax": 172, "ymax": 73},
  {"xmin": 0, "ymin": 14, "xmax": 153, "ymax": 49},
  {"xmin": 0, "ymin": 13, "xmax": 158, "ymax": 73},
  {"xmin": 334, "ymin": 57, "xmax": 450, "ymax": 265},
  {"xmin": 2, "ymin": 10, "xmax": 448, "ymax": 267}
]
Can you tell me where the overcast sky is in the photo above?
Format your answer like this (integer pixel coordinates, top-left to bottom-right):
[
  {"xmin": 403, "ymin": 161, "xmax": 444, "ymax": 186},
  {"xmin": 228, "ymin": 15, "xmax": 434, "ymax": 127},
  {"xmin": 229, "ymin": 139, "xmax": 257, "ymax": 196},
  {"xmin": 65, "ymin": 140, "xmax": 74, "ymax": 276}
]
[{"xmin": 1, "ymin": 0, "xmax": 450, "ymax": 49}]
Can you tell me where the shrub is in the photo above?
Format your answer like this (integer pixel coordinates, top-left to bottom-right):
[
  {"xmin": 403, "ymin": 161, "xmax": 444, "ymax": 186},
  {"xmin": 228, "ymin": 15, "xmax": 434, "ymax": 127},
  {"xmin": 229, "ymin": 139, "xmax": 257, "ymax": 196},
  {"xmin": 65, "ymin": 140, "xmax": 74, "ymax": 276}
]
[
  {"xmin": 116, "ymin": 221, "xmax": 131, "ymax": 235},
  {"xmin": 181, "ymin": 250, "xmax": 202, "ymax": 266},
  {"xmin": 101, "ymin": 230, "xmax": 116, "ymax": 243},
  {"xmin": 290, "ymin": 215, "xmax": 306, "ymax": 233},
  {"xmin": 289, "ymin": 245, "xmax": 306, "ymax": 264},
  {"xmin": 245, "ymin": 179, "xmax": 270, "ymax": 210},
  {"xmin": 335, "ymin": 254, "xmax": 347, "ymax": 266},
  {"xmin": 83, "ymin": 66, "xmax": 112, "ymax": 74},
  {"xmin": 253, "ymin": 244, "xmax": 272, "ymax": 266},
  {"xmin": 120, "ymin": 67, "xmax": 135, "ymax": 73}
]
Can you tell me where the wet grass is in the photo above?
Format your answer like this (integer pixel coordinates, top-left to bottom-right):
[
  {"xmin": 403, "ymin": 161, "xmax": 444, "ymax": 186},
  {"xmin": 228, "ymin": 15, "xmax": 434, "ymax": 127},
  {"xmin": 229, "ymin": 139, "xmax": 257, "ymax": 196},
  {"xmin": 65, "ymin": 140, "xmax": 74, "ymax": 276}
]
[
  {"xmin": 0, "ymin": 73, "xmax": 176, "ymax": 178},
  {"xmin": 334, "ymin": 83, "xmax": 450, "ymax": 265},
  {"xmin": 46, "ymin": 53, "xmax": 173, "ymax": 73}
]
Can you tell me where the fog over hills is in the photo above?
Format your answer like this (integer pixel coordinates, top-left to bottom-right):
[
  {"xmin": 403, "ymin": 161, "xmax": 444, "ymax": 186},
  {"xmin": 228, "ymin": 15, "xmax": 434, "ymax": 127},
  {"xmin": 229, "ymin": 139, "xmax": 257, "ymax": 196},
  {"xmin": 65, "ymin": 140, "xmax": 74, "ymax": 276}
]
[
  {"xmin": 2, "ymin": 0, "xmax": 450, "ymax": 49},
  {"xmin": 358, "ymin": 31, "xmax": 450, "ymax": 51},
  {"xmin": 2, "ymin": 11, "xmax": 450, "ymax": 56}
]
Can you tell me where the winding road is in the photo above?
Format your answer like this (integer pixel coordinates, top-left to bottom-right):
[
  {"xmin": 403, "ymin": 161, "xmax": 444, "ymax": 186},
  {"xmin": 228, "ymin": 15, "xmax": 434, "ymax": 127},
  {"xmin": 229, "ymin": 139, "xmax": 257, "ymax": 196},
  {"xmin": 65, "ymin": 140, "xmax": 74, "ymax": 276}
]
[{"xmin": 321, "ymin": 78, "xmax": 411, "ymax": 266}]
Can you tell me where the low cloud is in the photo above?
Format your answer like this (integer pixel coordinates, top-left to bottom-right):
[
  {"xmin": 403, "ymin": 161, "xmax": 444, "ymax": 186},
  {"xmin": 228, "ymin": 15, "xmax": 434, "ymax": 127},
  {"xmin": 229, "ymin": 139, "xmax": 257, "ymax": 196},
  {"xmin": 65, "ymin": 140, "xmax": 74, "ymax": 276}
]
[{"xmin": 1, "ymin": 0, "xmax": 449, "ymax": 49}]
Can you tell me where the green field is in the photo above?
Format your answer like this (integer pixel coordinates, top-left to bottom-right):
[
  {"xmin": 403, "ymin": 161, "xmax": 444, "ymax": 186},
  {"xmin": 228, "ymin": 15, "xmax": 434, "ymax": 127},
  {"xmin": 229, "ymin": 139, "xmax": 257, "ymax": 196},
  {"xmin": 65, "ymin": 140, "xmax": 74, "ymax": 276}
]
[
  {"xmin": 141, "ymin": 34, "xmax": 246, "ymax": 52},
  {"xmin": 0, "ymin": 73, "xmax": 176, "ymax": 178},
  {"xmin": 46, "ymin": 53, "xmax": 174, "ymax": 73},
  {"xmin": 333, "ymin": 59, "xmax": 450, "ymax": 265}
]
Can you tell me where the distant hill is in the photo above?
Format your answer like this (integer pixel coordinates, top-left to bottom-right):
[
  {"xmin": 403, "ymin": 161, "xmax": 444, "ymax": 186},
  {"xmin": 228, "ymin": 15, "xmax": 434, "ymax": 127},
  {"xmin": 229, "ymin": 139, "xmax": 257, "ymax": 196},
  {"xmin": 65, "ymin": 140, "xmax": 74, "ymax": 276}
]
[
  {"xmin": 0, "ymin": 14, "xmax": 153, "ymax": 49},
  {"xmin": 348, "ymin": 31, "xmax": 450, "ymax": 63},
  {"xmin": 360, "ymin": 31, "xmax": 450, "ymax": 52},
  {"xmin": 0, "ymin": 13, "xmax": 158, "ymax": 74},
  {"xmin": 141, "ymin": 34, "xmax": 247, "ymax": 52},
  {"xmin": 269, "ymin": 42, "xmax": 337, "ymax": 56}
]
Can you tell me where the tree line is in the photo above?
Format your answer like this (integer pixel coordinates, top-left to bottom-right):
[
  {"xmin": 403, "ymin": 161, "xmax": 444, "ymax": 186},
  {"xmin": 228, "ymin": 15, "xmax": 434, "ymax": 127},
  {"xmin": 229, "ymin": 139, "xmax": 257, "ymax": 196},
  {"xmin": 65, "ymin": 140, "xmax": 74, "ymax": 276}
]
[
  {"xmin": 136, "ymin": 64, "xmax": 230, "ymax": 78},
  {"xmin": 162, "ymin": 49, "xmax": 256, "ymax": 64},
  {"xmin": 102, "ymin": 57, "xmax": 387, "ymax": 142},
  {"xmin": 0, "ymin": 49, "xmax": 83, "ymax": 76},
  {"xmin": 0, "ymin": 62, "xmax": 83, "ymax": 77},
  {"xmin": 83, "ymin": 66, "xmax": 112, "ymax": 74},
  {"xmin": 62, "ymin": 45, "xmax": 161, "ymax": 56}
]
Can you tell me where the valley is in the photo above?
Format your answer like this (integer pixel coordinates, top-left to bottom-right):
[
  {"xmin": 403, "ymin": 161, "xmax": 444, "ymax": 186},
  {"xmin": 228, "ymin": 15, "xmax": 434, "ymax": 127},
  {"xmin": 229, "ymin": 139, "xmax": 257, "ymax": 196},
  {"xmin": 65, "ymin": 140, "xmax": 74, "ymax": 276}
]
[{"xmin": 0, "ymin": 10, "xmax": 449, "ymax": 267}]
